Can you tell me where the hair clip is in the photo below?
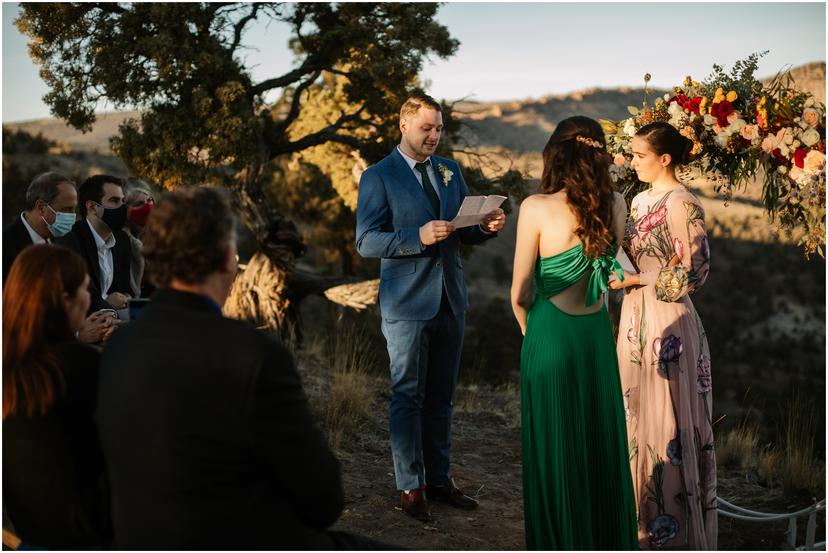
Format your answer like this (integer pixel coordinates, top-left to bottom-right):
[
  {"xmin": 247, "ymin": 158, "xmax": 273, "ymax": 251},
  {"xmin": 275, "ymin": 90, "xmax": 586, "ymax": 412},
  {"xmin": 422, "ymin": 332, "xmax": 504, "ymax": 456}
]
[{"xmin": 576, "ymin": 135, "xmax": 603, "ymax": 149}]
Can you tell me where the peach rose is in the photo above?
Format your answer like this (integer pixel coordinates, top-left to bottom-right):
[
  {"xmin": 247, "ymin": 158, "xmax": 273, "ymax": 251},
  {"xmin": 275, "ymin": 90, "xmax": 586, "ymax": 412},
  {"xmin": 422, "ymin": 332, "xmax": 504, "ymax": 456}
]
[
  {"xmin": 740, "ymin": 124, "xmax": 759, "ymax": 141},
  {"xmin": 760, "ymin": 135, "xmax": 776, "ymax": 154},
  {"xmin": 613, "ymin": 153, "xmax": 627, "ymax": 167},
  {"xmin": 802, "ymin": 108, "xmax": 820, "ymax": 128},
  {"xmin": 804, "ymin": 150, "xmax": 826, "ymax": 175},
  {"xmin": 789, "ymin": 165, "xmax": 802, "ymax": 181},
  {"xmin": 727, "ymin": 111, "xmax": 741, "ymax": 124}
]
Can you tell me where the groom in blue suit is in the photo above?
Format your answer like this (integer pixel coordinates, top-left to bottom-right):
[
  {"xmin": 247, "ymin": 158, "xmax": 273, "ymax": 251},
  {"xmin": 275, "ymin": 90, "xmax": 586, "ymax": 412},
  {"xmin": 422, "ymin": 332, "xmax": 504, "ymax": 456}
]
[{"xmin": 356, "ymin": 93, "xmax": 506, "ymax": 521}]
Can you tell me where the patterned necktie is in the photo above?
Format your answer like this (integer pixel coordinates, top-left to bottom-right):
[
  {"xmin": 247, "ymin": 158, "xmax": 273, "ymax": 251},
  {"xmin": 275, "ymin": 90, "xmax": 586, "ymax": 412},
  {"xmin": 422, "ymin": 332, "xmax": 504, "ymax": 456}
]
[{"xmin": 414, "ymin": 162, "xmax": 441, "ymax": 216}]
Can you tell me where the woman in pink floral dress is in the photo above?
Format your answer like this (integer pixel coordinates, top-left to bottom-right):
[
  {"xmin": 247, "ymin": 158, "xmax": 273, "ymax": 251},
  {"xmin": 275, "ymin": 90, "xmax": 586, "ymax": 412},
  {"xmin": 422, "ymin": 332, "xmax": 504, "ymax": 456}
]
[{"xmin": 609, "ymin": 122, "xmax": 716, "ymax": 549}]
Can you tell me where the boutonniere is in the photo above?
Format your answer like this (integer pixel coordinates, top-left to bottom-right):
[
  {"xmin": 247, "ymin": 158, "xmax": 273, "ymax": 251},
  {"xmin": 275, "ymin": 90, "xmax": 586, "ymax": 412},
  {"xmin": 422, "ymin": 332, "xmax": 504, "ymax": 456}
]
[{"xmin": 437, "ymin": 163, "xmax": 454, "ymax": 187}]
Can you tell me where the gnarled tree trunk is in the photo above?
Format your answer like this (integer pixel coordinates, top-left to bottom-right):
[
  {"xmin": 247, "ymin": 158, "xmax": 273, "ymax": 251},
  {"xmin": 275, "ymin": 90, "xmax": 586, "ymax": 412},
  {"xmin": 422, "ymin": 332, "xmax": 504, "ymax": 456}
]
[{"xmin": 222, "ymin": 167, "xmax": 378, "ymax": 342}]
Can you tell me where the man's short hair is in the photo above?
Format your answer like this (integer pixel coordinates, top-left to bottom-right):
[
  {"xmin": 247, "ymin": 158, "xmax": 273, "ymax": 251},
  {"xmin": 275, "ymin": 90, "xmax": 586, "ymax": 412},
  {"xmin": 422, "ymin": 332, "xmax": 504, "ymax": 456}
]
[
  {"xmin": 142, "ymin": 187, "xmax": 236, "ymax": 287},
  {"xmin": 24, "ymin": 172, "xmax": 74, "ymax": 211},
  {"xmin": 77, "ymin": 174, "xmax": 124, "ymax": 217},
  {"xmin": 399, "ymin": 93, "xmax": 442, "ymax": 121}
]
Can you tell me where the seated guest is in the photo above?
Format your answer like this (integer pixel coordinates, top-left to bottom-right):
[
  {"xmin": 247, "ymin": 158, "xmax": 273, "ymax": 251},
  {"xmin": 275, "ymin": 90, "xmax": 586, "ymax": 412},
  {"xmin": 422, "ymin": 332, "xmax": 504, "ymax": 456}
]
[
  {"xmin": 2, "ymin": 244, "xmax": 111, "ymax": 549},
  {"xmin": 3, "ymin": 173, "xmax": 119, "ymax": 344},
  {"xmin": 57, "ymin": 174, "xmax": 132, "ymax": 313},
  {"xmin": 123, "ymin": 178, "xmax": 156, "ymax": 298},
  {"xmin": 98, "ymin": 187, "xmax": 387, "ymax": 550},
  {"xmin": 2, "ymin": 172, "xmax": 77, "ymax": 283}
]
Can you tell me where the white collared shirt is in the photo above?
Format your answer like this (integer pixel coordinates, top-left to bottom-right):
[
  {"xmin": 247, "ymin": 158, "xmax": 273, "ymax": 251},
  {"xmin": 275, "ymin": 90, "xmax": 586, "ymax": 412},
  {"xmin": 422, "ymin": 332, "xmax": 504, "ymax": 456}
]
[
  {"xmin": 397, "ymin": 146, "xmax": 441, "ymax": 197},
  {"xmin": 87, "ymin": 219, "xmax": 116, "ymax": 300},
  {"xmin": 20, "ymin": 212, "xmax": 49, "ymax": 245}
]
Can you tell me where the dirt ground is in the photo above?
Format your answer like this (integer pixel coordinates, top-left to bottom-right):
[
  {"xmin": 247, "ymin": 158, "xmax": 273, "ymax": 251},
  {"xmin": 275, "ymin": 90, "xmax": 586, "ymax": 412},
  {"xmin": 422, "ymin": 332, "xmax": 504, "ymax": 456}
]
[
  {"xmin": 297, "ymin": 356, "xmax": 824, "ymax": 551},
  {"xmin": 330, "ymin": 386, "xmax": 525, "ymax": 550}
]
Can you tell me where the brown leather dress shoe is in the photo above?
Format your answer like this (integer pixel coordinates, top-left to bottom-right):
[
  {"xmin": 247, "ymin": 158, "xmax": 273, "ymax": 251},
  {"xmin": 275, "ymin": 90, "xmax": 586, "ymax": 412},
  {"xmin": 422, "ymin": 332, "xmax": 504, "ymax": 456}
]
[
  {"xmin": 400, "ymin": 488, "xmax": 431, "ymax": 521},
  {"xmin": 427, "ymin": 478, "xmax": 479, "ymax": 510}
]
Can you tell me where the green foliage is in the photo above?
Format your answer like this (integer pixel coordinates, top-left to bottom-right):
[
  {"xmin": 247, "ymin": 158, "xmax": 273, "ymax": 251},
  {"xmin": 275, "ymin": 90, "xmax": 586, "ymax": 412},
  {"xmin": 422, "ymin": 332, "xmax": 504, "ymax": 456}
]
[
  {"xmin": 16, "ymin": 3, "xmax": 458, "ymax": 193},
  {"xmin": 2, "ymin": 127, "xmax": 55, "ymax": 155}
]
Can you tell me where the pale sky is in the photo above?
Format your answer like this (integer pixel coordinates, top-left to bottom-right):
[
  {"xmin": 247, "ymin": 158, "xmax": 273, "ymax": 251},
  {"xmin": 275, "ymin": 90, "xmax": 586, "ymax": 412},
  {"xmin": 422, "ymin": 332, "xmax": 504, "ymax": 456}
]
[{"xmin": 3, "ymin": 2, "xmax": 826, "ymax": 123}]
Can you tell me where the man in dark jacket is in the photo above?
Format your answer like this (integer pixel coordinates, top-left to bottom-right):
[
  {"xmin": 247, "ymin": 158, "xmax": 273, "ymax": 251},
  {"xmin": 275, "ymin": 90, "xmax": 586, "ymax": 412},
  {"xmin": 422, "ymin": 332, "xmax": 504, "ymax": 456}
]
[
  {"xmin": 3, "ymin": 172, "xmax": 116, "ymax": 343},
  {"xmin": 57, "ymin": 174, "xmax": 132, "ymax": 313},
  {"xmin": 97, "ymin": 187, "xmax": 384, "ymax": 550},
  {"xmin": 2, "ymin": 171, "xmax": 77, "ymax": 282}
]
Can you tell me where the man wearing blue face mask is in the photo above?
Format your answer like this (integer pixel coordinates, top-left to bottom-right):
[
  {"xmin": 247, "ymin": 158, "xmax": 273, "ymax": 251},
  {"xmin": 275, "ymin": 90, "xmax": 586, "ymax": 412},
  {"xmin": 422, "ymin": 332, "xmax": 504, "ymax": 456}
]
[
  {"xmin": 3, "ymin": 172, "xmax": 78, "ymax": 283},
  {"xmin": 58, "ymin": 175, "xmax": 133, "ymax": 314}
]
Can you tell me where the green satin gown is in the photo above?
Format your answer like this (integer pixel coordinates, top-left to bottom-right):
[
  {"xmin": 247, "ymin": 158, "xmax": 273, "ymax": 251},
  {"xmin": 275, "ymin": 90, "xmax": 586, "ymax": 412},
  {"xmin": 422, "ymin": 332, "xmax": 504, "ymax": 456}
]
[{"xmin": 520, "ymin": 244, "xmax": 638, "ymax": 550}]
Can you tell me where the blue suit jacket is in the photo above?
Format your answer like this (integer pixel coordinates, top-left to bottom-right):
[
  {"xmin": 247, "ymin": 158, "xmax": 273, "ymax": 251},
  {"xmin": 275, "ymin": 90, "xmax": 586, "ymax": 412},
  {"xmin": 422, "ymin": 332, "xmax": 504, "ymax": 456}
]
[{"xmin": 356, "ymin": 149, "xmax": 495, "ymax": 321}]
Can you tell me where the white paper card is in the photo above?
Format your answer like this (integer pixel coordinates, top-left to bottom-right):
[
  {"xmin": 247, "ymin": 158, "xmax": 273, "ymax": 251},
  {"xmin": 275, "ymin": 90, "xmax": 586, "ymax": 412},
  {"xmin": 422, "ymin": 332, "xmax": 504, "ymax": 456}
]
[{"xmin": 449, "ymin": 195, "xmax": 507, "ymax": 228}]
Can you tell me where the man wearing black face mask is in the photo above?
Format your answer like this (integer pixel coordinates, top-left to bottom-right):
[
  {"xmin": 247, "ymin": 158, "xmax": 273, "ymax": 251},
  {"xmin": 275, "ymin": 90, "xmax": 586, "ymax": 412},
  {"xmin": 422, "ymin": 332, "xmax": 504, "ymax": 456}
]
[{"xmin": 57, "ymin": 175, "xmax": 133, "ymax": 314}]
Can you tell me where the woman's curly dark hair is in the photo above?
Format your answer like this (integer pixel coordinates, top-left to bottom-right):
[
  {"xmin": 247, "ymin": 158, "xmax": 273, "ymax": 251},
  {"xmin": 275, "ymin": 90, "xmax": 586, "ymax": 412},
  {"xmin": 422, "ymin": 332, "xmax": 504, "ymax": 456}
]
[
  {"xmin": 142, "ymin": 187, "xmax": 236, "ymax": 287},
  {"xmin": 539, "ymin": 115, "xmax": 615, "ymax": 259}
]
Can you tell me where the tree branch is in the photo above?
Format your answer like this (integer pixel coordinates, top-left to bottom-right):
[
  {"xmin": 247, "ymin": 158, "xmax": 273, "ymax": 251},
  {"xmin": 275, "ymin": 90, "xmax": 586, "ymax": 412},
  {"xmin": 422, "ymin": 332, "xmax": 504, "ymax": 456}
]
[
  {"xmin": 230, "ymin": 4, "xmax": 260, "ymax": 52},
  {"xmin": 274, "ymin": 69, "xmax": 320, "ymax": 134},
  {"xmin": 275, "ymin": 106, "xmax": 368, "ymax": 154},
  {"xmin": 251, "ymin": 60, "xmax": 322, "ymax": 95}
]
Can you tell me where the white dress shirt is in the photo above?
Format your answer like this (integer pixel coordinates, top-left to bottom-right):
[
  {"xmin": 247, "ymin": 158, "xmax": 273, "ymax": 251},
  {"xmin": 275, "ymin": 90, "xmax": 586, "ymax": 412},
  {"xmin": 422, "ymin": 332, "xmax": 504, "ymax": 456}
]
[
  {"xmin": 87, "ymin": 220, "xmax": 116, "ymax": 300},
  {"xmin": 20, "ymin": 212, "xmax": 49, "ymax": 245},
  {"xmin": 397, "ymin": 146, "xmax": 441, "ymax": 197},
  {"xmin": 396, "ymin": 145, "xmax": 492, "ymax": 234}
]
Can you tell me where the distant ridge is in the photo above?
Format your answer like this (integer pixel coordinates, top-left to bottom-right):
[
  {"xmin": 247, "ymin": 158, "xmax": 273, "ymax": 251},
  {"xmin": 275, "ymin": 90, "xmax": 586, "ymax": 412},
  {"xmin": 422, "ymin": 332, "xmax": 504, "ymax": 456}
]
[{"xmin": 3, "ymin": 62, "xmax": 824, "ymax": 156}]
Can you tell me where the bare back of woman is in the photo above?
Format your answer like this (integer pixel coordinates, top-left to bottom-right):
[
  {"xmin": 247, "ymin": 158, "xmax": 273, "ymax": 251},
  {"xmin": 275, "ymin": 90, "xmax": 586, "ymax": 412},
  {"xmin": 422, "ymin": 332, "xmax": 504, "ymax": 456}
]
[{"xmin": 513, "ymin": 188, "xmax": 627, "ymax": 320}]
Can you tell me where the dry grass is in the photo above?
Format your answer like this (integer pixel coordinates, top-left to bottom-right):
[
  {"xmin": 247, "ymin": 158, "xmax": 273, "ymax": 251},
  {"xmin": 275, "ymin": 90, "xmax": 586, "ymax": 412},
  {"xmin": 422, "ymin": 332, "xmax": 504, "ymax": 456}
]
[
  {"xmin": 321, "ymin": 322, "xmax": 377, "ymax": 451},
  {"xmin": 779, "ymin": 392, "xmax": 824, "ymax": 495},
  {"xmin": 718, "ymin": 392, "xmax": 825, "ymax": 496},
  {"xmin": 454, "ymin": 384, "xmax": 481, "ymax": 414},
  {"xmin": 716, "ymin": 420, "xmax": 760, "ymax": 470},
  {"xmin": 757, "ymin": 444, "xmax": 780, "ymax": 487}
]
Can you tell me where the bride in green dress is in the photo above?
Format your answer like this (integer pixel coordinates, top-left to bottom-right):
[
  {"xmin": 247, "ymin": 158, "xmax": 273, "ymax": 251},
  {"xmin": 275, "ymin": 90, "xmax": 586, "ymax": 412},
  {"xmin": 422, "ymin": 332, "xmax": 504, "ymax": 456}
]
[{"xmin": 511, "ymin": 116, "xmax": 638, "ymax": 550}]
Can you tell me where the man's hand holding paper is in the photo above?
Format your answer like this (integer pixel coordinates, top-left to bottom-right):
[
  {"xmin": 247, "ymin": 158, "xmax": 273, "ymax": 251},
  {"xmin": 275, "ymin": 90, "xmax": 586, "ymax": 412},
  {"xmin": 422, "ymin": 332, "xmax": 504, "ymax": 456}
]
[{"xmin": 450, "ymin": 195, "xmax": 508, "ymax": 229}]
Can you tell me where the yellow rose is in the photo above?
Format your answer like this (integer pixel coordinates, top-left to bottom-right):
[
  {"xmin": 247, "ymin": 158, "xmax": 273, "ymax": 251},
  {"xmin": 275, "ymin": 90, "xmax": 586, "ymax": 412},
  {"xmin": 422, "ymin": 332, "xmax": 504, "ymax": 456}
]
[{"xmin": 726, "ymin": 91, "xmax": 738, "ymax": 102}]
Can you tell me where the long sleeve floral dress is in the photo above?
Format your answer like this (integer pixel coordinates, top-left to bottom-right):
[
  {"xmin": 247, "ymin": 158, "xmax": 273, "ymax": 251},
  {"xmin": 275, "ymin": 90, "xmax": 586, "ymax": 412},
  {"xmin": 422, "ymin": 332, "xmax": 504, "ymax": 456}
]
[{"xmin": 616, "ymin": 184, "xmax": 716, "ymax": 550}]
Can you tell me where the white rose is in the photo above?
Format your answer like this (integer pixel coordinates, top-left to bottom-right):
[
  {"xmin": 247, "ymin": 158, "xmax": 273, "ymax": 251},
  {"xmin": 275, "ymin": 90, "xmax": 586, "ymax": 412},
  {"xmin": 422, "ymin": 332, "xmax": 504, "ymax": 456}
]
[
  {"xmin": 801, "ymin": 127, "xmax": 820, "ymax": 147},
  {"xmin": 805, "ymin": 97, "xmax": 815, "ymax": 108},
  {"xmin": 777, "ymin": 165, "xmax": 788, "ymax": 174},
  {"xmin": 667, "ymin": 102, "xmax": 683, "ymax": 117},
  {"xmin": 664, "ymin": 93, "xmax": 671, "ymax": 101},
  {"xmin": 703, "ymin": 114, "xmax": 717, "ymax": 127},
  {"xmin": 714, "ymin": 133, "xmax": 730, "ymax": 148},
  {"xmin": 623, "ymin": 118, "xmax": 637, "ymax": 137},
  {"xmin": 761, "ymin": 136, "xmax": 777, "ymax": 154},
  {"xmin": 729, "ymin": 119, "xmax": 746, "ymax": 133}
]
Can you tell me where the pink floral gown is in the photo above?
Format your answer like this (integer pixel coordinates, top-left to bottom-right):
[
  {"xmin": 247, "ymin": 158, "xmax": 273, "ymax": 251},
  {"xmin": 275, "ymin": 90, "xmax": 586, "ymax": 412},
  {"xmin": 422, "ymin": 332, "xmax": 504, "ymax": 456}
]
[{"xmin": 617, "ymin": 185, "xmax": 717, "ymax": 550}]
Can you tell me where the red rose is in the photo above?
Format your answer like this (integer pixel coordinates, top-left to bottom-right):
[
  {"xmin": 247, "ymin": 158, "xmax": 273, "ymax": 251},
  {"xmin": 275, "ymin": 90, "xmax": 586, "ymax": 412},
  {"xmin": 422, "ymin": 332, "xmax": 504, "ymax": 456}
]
[
  {"xmin": 685, "ymin": 97, "xmax": 702, "ymax": 114},
  {"xmin": 794, "ymin": 148, "xmax": 808, "ymax": 168},
  {"xmin": 669, "ymin": 94, "xmax": 688, "ymax": 107},
  {"xmin": 711, "ymin": 100, "xmax": 734, "ymax": 127},
  {"xmin": 772, "ymin": 148, "xmax": 789, "ymax": 165}
]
